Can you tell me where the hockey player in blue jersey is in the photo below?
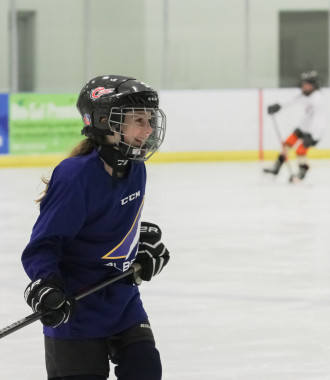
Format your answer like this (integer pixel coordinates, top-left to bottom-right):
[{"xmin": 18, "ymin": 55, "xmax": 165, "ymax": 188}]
[{"xmin": 21, "ymin": 75, "xmax": 170, "ymax": 380}]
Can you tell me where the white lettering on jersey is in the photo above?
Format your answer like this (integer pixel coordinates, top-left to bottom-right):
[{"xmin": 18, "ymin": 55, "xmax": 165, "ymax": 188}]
[
  {"xmin": 104, "ymin": 259, "xmax": 135, "ymax": 272},
  {"xmin": 121, "ymin": 191, "xmax": 141, "ymax": 205}
]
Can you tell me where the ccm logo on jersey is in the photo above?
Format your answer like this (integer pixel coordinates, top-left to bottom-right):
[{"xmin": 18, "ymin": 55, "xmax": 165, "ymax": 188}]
[
  {"xmin": 90, "ymin": 87, "xmax": 114, "ymax": 99},
  {"xmin": 121, "ymin": 191, "xmax": 141, "ymax": 205}
]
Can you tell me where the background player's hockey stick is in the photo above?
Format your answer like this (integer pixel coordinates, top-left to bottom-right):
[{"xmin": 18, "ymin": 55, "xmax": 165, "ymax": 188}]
[
  {"xmin": 270, "ymin": 115, "xmax": 294, "ymax": 177},
  {"xmin": 0, "ymin": 263, "xmax": 141, "ymax": 339}
]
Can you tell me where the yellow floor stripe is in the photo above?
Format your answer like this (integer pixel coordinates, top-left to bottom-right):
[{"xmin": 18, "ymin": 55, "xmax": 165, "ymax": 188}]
[
  {"xmin": 0, "ymin": 154, "xmax": 65, "ymax": 168},
  {"xmin": 149, "ymin": 149, "xmax": 330, "ymax": 162},
  {"xmin": 0, "ymin": 149, "xmax": 330, "ymax": 168}
]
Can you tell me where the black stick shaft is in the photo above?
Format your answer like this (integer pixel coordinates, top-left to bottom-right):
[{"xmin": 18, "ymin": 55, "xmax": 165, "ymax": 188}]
[
  {"xmin": 0, "ymin": 311, "xmax": 44, "ymax": 339},
  {"xmin": 0, "ymin": 263, "xmax": 141, "ymax": 339}
]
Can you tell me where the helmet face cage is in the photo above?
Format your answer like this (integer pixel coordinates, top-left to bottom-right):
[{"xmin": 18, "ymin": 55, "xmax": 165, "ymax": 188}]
[{"xmin": 108, "ymin": 107, "xmax": 166, "ymax": 161}]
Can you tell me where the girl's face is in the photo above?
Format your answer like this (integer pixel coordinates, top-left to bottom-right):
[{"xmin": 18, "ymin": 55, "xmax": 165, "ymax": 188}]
[
  {"xmin": 105, "ymin": 106, "xmax": 166, "ymax": 161},
  {"xmin": 121, "ymin": 110, "xmax": 153, "ymax": 147}
]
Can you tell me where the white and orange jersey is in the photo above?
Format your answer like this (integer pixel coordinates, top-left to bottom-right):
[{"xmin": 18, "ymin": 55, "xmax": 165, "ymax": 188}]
[{"xmin": 283, "ymin": 90, "xmax": 328, "ymax": 141}]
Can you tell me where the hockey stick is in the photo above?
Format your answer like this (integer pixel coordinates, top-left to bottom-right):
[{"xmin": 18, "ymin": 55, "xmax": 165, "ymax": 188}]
[
  {"xmin": 270, "ymin": 115, "xmax": 294, "ymax": 177},
  {"xmin": 0, "ymin": 263, "xmax": 141, "ymax": 339}
]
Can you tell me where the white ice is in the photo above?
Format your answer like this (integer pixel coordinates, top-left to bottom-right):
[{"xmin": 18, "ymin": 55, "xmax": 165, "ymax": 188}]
[{"xmin": 0, "ymin": 159, "xmax": 330, "ymax": 379}]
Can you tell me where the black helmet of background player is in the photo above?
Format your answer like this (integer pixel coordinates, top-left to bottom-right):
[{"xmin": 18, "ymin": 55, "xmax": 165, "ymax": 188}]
[
  {"xmin": 300, "ymin": 70, "xmax": 320, "ymax": 95},
  {"xmin": 76, "ymin": 75, "xmax": 166, "ymax": 161}
]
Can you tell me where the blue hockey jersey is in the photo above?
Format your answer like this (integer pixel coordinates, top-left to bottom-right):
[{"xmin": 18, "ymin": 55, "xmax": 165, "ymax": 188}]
[{"xmin": 21, "ymin": 149, "xmax": 148, "ymax": 339}]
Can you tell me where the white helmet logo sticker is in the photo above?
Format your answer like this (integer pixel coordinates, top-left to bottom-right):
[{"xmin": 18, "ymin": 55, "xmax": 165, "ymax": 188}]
[{"xmin": 90, "ymin": 87, "xmax": 114, "ymax": 100}]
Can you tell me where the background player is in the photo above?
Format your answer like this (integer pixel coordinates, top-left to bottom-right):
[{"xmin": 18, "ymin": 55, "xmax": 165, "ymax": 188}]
[
  {"xmin": 263, "ymin": 70, "xmax": 328, "ymax": 182},
  {"xmin": 21, "ymin": 75, "xmax": 170, "ymax": 380}
]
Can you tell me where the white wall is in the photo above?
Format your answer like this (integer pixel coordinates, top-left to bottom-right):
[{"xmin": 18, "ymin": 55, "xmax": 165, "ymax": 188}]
[
  {"xmin": 159, "ymin": 88, "xmax": 330, "ymax": 152},
  {"xmin": 1, "ymin": 0, "xmax": 330, "ymax": 92},
  {"xmin": 159, "ymin": 89, "xmax": 259, "ymax": 151},
  {"xmin": 166, "ymin": 0, "xmax": 246, "ymax": 89}
]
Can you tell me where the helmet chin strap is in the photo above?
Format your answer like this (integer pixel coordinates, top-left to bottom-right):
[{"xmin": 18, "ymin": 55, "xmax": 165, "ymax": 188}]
[{"xmin": 98, "ymin": 144, "xmax": 130, "ymax": 188}]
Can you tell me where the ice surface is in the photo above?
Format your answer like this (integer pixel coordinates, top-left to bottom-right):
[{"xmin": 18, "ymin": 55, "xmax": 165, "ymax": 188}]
[{"xmin": 0, "ymin": 159, "xmax": 330, "ymax": 379}]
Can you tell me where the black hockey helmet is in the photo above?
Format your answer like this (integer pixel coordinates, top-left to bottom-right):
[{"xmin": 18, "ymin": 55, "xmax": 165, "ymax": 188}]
[
  {"xmin": 300, "ymin": 70, "xmax": 320, "ymax": 89},
  {"xmin": 76, "ymin": 75, "xmax": 166, "ymax": 161}
]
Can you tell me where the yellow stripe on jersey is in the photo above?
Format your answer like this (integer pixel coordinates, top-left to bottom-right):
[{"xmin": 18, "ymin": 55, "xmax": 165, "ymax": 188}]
[{"xmin": 102, "ymin": 196, "xmax": 145, "ymax": 260}]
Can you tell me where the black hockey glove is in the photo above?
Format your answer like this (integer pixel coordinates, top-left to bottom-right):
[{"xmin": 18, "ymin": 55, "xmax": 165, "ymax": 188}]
[
  {"xmin": 134, "ymin": 222, "xmax": 170, "ymax": 281},
  {"xmin": 24, "ymin": 278, "xmax": 75, "ymax": 328},
  {"xmin": 293, "ymin": 128, "xmax": 304, "ymax": 139},
  {"xmin": 267, "ymin": 103, "xmax": 281, "ymax": 114},
  {"xmin": 302, "ymin": 132, "xmax": 316, "ymax": 148}
]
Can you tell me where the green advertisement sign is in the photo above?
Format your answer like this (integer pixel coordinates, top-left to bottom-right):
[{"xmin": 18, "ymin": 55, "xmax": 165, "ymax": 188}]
[{"xmin": 10, "ymin": 94, "xmax": 84, "ymax": 154}]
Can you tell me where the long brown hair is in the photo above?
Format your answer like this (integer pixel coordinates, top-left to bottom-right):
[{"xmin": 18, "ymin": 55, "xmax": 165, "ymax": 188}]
[{"xmin": 36, "ymin": 138, "xmax": 102, "ymax": 204}]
